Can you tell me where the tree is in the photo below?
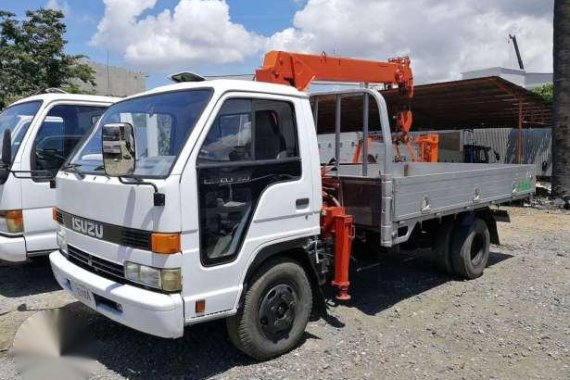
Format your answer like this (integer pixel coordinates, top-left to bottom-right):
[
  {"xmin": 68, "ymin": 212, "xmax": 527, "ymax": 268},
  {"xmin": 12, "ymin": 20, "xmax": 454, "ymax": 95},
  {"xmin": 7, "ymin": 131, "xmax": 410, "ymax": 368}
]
[
  {"xmin": 0, "ymin": 9, "xmax": 95, "ymax": 108},
  {"xmin": 552, "ymin": 0, "xmax": 570, "ymax": 203},
  {"xmin": 532, "ymin": 83, "xmax": 554, "ymax": 103}
]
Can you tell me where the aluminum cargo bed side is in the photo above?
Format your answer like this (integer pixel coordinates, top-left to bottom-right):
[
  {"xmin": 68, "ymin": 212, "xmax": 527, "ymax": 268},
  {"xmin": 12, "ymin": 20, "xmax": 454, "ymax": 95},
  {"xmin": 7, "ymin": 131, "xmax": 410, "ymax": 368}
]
[{"xmin": 391, "ymin": 162, "xmax": 535, "ymax": 222}]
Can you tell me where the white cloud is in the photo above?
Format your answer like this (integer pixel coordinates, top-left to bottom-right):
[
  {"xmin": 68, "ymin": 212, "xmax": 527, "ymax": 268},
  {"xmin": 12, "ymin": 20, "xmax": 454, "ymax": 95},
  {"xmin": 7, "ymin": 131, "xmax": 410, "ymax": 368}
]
[
  {"xmin": 267, "ymin": 0, "xmax": 554, "ymax": 83},
  {"xmin": 91, "ymin": 0, "xmax": 265, "ymax": 72},
  {"xmin": 45, "ymin": 0, "xmax": 70, "ymax": 14},
  {"xmin": 91, "ymin": 0, "xmax": 553, "ymax": 82}
]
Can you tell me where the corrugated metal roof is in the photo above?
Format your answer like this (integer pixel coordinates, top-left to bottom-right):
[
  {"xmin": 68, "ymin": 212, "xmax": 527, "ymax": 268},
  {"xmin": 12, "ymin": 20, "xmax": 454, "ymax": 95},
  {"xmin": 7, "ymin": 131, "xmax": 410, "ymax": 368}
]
[
  {"xmin": 385, "ymin": 76, "xmax": 552, "ymax": 130},
  {"xmin": 311, "ymin": 76, "xmax": 552, "ymax": 133}
]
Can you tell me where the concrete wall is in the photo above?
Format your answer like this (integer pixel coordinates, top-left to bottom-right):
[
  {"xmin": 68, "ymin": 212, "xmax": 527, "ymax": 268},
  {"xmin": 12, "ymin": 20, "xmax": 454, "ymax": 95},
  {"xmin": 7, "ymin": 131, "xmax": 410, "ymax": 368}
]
[{"xmin": 78, "ymin": 62, "xmax": 146, "ymax": 97}]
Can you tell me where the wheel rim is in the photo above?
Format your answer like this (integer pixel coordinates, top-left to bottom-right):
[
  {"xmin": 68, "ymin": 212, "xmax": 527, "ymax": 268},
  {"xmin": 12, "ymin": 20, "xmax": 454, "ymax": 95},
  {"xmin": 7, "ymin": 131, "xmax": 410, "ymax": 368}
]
[
  {"xmin": 259, "ymin": 283, "xmax": 298, "ymax": 341},
  {"xmin": 470, "ymin": 232, "xmax": 486, "ymax": 266}
]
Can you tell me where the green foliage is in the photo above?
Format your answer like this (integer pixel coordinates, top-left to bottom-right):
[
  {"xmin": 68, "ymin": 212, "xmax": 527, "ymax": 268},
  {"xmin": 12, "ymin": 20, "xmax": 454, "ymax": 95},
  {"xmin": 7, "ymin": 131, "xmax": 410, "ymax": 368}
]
[
  {"xmin": 532, "ymin": 83, "xmax": 554, "ymax": 103},
  {"xmin": 0, "ymin": 9, "xmax": 95, "ymax": 108}
]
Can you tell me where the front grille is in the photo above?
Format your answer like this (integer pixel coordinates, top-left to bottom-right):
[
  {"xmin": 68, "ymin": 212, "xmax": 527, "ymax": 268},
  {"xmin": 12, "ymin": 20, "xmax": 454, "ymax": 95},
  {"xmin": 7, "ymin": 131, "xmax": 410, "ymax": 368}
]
[
  {"xmin": 65, "ymin": 245, "xmax": 125, "ymax": 283},
  {"xmin": 61, "ymin": 246, "xmax": 175, "ymax": 294},
  {"xmin": 55, "ymin": 210, "xmax": 64, "ymax": 224},
  {"xmin": 121, "ymin": 229, "xmax": 152, "ymax": 250}
]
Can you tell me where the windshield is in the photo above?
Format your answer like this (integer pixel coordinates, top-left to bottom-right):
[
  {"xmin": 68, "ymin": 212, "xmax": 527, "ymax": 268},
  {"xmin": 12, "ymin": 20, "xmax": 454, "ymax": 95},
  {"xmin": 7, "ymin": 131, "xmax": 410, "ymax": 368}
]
[
  {"xmin": 70, "ymin": 89, "xmax": 212, "ymax": 177},
  {"xmin": 0, "ymin": 101, "xmax": 42, "ymax": 161}
]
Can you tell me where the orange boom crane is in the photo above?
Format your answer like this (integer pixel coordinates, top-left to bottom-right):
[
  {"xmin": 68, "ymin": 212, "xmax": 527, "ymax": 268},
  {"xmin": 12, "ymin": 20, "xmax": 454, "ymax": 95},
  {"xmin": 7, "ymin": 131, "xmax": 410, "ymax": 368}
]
[
  {"xmin": 255, "ymin": 50, "xmax": 438, "ymax": 162},
  {"xmin": 255, "ymin": 50, "xmax": 415, "ymax": 143},
  {"xmin": 256, "ymin": 51, "xmax": 436, "ymax": 300}
]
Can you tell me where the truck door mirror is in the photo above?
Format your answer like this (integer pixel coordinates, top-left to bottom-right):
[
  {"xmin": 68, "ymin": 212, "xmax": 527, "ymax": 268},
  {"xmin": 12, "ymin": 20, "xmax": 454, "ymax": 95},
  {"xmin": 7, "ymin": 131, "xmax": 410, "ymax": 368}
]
[
  {"xmin": 101, "ymin": 122, "xmax": 136, "ymax": 177},
  {"xmin": 2, "ymin": 129, "xmax": 12, "ymax": 165}
]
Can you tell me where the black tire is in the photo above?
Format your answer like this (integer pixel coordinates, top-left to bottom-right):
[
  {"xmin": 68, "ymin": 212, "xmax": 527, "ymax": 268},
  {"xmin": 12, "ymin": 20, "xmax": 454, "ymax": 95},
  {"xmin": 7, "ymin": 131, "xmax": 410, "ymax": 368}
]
[
  {"xmin": 450, "ymin": 218, "xmax": 490, "ymax": 279},
  {"xmin": 226, "ymin": 257, "xmax": 312, "ymax": 361},
  {"xmin": 432, "ymin": 219, "xmax": 455, "ymax": 274}
]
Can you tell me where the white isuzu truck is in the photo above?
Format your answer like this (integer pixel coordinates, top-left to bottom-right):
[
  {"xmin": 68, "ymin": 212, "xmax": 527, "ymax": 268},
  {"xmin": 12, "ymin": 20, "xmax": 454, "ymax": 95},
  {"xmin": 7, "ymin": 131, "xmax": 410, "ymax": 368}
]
[
  {"xmin": 0, "ymin": 92, "xmax": 118, "ymax": 262},
  {"xmin": 50, "ymin": 51, "xmax": 534, "ymax": 360}
]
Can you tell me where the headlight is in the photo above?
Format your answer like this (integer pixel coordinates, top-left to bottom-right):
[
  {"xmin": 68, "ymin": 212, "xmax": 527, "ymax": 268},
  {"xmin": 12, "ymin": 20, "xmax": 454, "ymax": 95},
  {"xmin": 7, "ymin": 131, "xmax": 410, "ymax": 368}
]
[
  {"xmin": 161, "ymin": 269, "xmax": 183, "ymax": 292},
  {"xmin": 139, "ymin": 266, "xmax": 161, "ymax": 287},
  {"xmin": 0, "ymin": 210, "xmax": 23, "ymax": 234},
  {"xmin": 56, "ymin": 228, "xmax": 68, "ymax": 254},
  {"xmin": 124, "ymin": 261, "xmax": 181, "ymax": 292}
]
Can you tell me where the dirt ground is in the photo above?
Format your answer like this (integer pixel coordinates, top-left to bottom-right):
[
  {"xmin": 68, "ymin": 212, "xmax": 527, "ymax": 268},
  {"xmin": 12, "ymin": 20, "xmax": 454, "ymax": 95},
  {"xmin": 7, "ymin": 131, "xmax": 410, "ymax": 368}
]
[{"xmin": 0, "ymin": 206, "xmax": 569, "ymax": 380}]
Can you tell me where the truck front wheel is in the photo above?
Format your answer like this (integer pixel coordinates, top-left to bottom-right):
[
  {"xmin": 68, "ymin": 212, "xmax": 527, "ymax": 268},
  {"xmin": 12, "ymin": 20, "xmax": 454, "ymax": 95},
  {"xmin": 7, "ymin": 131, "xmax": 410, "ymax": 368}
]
[
  {"xmin": 226, "ymin": 258, "xmax": 312, "ymax": 360},
  {"xmin": 450, "ymin": 218, "xmax": 490, "ymax": 279}
]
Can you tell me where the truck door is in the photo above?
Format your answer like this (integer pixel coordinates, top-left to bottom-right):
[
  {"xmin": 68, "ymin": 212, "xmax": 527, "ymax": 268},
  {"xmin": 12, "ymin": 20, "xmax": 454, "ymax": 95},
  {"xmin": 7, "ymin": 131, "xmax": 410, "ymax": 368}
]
[
  {"xmin": 197, "ymin": 97, "xmax": 305, "ymax": 264},
  {"xmin": 181, "ymin": 93, "xmax": 321, "ymax": 321},
  {"xmin": 21, "ymin": 103, "xmax": 107, "ymax": 253}
]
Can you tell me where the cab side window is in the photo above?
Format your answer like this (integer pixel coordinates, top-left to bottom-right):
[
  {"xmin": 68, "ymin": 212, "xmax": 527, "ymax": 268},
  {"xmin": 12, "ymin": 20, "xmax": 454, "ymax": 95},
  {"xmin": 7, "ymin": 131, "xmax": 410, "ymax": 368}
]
[
  {"xmin": 198, "ymin": 98, "xmax": 298, "ymax": 163},
  {"xmin": 199, "ymin": 99, "xmax": 252, "ymax": 162},
  {"xmin": 32, "ymin": 104, "xmax": 107, "ymax": 180},
  {"xmin": 254, "ymin": 99, "xmax": 298, "ymax": 160}
]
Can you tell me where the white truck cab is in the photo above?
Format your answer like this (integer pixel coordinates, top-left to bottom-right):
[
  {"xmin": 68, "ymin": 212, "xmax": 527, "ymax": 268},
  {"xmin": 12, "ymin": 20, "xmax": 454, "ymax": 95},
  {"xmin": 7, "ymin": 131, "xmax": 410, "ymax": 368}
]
[
  {"xmin": 0, "ymin": 93, "xmax": 118, "ymax": 262},
  {"xmin": 51, "ymin": 80, "xmax": 320, "ymax": 356}
]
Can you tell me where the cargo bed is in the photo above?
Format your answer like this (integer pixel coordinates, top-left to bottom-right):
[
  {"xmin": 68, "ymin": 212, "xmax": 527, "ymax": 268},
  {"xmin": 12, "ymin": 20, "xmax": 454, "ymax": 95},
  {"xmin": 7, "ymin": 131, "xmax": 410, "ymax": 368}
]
[
  {"xmin": 313, "ymin": 88, "xmax": 536, "ymax": 247},
  {"xmin": 338, "ymin": 162, "xmax": 534, "ymax": 223}
]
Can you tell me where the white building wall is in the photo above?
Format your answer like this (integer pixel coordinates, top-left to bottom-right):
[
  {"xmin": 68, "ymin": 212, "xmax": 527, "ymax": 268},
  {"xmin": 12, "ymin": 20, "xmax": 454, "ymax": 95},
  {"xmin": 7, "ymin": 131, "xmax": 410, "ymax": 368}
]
[{"xmin": 461, "ymin": 67, "xmax": 551, "ymax": 89}]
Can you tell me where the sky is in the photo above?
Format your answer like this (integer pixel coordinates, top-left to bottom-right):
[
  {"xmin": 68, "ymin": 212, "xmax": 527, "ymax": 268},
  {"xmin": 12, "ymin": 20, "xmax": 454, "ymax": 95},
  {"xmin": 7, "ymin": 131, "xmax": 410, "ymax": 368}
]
[{"xmin": 0, "ymin": 0, "xmax": 555, "ymax": 89}]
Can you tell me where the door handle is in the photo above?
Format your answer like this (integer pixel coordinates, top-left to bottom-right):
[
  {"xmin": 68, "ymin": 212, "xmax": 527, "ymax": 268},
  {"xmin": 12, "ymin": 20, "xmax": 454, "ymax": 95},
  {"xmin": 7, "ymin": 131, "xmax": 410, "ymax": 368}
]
[{"xmin": 296, "ymin": 198, "xmax": 310, "ymax": 208}]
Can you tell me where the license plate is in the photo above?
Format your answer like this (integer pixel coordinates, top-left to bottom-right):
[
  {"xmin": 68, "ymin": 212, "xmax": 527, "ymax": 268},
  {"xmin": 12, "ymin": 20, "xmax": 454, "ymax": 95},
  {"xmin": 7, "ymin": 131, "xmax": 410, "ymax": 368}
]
[{"xmin": 70, "ymin": 281, "xmax": 96, "ymax": 309}]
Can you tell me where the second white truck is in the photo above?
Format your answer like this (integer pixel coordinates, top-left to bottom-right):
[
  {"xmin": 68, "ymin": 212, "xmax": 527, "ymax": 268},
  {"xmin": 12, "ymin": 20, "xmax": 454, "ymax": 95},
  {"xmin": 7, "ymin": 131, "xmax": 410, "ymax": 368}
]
[{"xmin": 0, "ymin": 92, "xmax": 118, "ymax": 262}]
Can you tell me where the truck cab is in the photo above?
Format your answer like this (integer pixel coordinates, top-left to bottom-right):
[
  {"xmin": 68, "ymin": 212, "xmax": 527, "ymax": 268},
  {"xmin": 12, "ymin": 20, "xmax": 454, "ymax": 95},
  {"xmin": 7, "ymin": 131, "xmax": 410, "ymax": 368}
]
[
  {"xmin": 0, "ymin": 93, "xmax": 118, "ymax": 262},
  {"xmin": 50, "ymin": 79, "xmax": 321, "ymax": 356}
]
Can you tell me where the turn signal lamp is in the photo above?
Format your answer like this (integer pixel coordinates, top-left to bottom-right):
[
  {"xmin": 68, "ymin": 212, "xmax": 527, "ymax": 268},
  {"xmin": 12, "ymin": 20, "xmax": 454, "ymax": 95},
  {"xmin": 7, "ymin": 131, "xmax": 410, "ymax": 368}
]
[
  {"xmin": 195, "ymin": 300, "xmax": 206, "ymax": 314},
  {"xmin": 0, "ymin": 209, "xmax": 23, "ymax": 234},
  {"xmin": 52, "ymin": 207, "xmax": 58, "ymax": 222},
  {"xmin": 151, "ymin": 233, "xmax": 181, "ymax": 254}
]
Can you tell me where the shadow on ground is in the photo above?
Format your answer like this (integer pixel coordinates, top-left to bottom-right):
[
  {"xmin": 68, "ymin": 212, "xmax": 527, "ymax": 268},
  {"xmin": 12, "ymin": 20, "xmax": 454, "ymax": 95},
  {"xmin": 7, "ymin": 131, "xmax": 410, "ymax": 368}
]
[
  {"xmin": 0, "ymin": 257, "xmax": 61, "ymax": 298},
  {"xmin": 342, "ymin": 248, "xmax": 512, "ymax": 316},
  {"xmin": 53, "ymin": 302, "xmax": 273, "ymax": 379}
]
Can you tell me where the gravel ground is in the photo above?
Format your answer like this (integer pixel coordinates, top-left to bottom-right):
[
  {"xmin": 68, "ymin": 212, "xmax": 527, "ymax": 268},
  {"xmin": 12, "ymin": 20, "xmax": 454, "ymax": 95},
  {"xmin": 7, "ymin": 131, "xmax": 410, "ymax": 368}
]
[{"xmin": 0, "ymin": 206, "xmax": 569, "ymax": 379}]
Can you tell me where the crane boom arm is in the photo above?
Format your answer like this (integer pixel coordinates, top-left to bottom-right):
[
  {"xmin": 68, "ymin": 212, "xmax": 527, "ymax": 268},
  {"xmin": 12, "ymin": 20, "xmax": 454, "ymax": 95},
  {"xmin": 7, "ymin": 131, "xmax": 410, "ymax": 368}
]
[
  {"xmin": 255, "ymin": 50, "xmax": 437, "ymax": 163},
  {"xmin": 256, "ymin": 50, "xmax": 414, "ymax": 135},
  {"xmin": 255, "ymin": 50, "xmax": 413, "ymax": 97}
]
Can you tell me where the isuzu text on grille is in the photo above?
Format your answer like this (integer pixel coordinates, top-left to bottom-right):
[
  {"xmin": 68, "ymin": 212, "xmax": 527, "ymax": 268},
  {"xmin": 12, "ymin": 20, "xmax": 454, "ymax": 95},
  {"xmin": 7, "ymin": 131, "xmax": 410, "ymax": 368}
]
[{"xmin": 71, "ymin": 217, "xmax": 104, "ymax": 239}]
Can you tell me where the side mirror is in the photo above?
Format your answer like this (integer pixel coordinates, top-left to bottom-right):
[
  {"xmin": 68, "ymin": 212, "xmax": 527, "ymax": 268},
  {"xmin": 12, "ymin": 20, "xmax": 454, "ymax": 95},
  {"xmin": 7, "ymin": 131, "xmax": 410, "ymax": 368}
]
[
  {"xmin": 2, "ymin": 129, "xmax": 12, "ymax": 165},
  {"xmin": 101, "ymin": 122, "xmax": 136, "ymax": 177}
]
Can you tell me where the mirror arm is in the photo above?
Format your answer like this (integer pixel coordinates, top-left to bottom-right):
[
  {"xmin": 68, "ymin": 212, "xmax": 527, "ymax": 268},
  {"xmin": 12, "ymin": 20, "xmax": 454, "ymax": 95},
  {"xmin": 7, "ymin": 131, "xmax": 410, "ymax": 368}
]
[
  {"xmin": 9, "ymin": 169, "xmax": 54, "ymax": 180},
  {"xmin": 118, "ymin": 177, "xmax": 166, "ymax": 206}
]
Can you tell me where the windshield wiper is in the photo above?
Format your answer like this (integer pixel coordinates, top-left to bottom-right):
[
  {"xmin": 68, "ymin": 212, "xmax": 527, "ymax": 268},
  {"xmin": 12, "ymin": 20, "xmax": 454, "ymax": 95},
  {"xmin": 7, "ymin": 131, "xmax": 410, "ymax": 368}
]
[{"xmin": 61, "ymin": 163, "xmax": 82, "ymax": 172}]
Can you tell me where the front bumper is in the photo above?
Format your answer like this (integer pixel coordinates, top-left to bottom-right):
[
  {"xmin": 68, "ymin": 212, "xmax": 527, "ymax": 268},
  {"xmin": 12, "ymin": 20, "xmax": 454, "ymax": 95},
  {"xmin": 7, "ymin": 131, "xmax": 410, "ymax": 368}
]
[
  {"xmin": 0, "ymin": 234, "xmax": 27, "ymax": 262},
  {"xmin": 50, "ymin": 250, "xmax": 185, "ymax": 338}
]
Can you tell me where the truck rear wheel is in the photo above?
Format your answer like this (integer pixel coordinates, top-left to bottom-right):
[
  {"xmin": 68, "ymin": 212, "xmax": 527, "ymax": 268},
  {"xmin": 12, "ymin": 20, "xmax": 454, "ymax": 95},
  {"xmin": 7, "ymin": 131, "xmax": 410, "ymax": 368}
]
[
  {"xmin": 226, "ymin": 258, "xmax": 312, "ymax": 361},
  {"xmin": 450, "ymin": 218, "xmax": 490, "ymax": 279},
  {"xmin": 432, "ymin": 219, "xmax": 455, "ymax": 274}
]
